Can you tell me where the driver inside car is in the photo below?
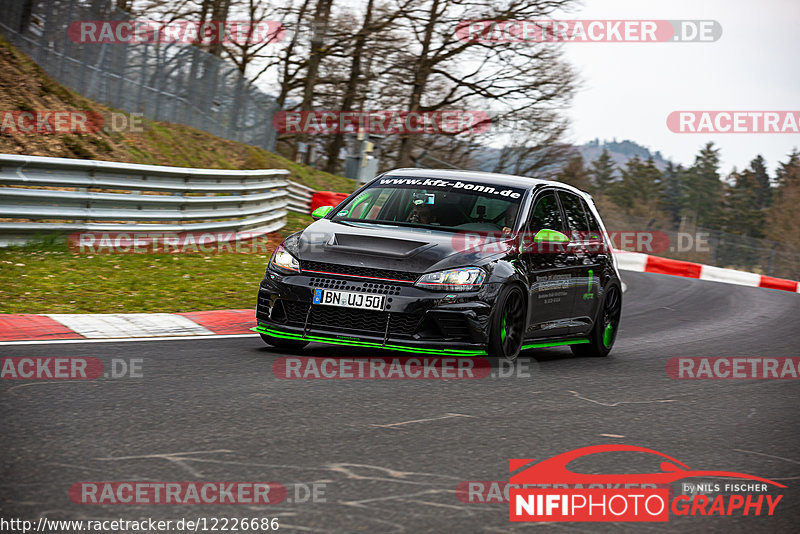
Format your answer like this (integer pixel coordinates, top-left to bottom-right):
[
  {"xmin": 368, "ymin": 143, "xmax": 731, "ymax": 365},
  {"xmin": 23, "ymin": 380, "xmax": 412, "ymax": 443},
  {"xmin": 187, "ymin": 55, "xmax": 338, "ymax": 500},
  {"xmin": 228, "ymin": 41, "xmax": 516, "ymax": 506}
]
[
  {"xmin": 408, "ymin": 202, "xmax": 438, "ymax": 225},
  {"xmin": 501, "ymin": 204, "xmax": 519, "ymax": 234}
]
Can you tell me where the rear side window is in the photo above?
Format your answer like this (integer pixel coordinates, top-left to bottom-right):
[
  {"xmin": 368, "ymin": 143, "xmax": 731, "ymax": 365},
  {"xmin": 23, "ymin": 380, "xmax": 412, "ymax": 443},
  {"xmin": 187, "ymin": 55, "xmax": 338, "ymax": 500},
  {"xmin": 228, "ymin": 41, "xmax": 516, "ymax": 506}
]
[
  {"xmin": 558, "ymin": 191, "xmax": 590, "ymax": 236},
  {"xmin": 528, "ymin": 191, "xmax": 564, "ymax": 233},
  {"xmin": 581, "ymin": 198, "xmax": 602, "ymax": 235}
]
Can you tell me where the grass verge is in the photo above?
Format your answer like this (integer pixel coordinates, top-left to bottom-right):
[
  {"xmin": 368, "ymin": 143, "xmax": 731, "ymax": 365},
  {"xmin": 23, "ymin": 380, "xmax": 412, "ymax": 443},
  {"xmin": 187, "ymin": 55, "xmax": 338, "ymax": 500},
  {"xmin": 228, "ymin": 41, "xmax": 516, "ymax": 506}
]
[{"xmin": 0, "ymin": 212, "xmax": 314, "ymax": 314}]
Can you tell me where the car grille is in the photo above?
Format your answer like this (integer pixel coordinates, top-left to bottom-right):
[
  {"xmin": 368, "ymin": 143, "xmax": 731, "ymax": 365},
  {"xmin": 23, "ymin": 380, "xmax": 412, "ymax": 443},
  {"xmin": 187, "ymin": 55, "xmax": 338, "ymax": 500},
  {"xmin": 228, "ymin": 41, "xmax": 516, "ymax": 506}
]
[
  {"xmin": 281, "ymin": 300, "xmax": 421, "ymax": 337},
  {"xmin": 307, "ymin": 277, "xmax": 402, "ymax": 295},
  {"xmin": 300, "ymin": 260, "xmax": 418, "ymax": 283},
  {"xmin": 283, "ymin": 300, "xmax": 311, "ymax": 323}
]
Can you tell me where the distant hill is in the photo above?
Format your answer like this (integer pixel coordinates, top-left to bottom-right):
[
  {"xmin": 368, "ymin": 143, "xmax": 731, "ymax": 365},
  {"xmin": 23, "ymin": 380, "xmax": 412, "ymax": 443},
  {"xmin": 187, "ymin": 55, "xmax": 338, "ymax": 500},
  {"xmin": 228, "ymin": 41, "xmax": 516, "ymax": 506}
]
[
  {"xmin": 578, "ymin": 138, "xmax": 671, "ymax": 174},
  {"xmin": 472, "ymin": 138, "xmax": 672, "ymax": 177}
]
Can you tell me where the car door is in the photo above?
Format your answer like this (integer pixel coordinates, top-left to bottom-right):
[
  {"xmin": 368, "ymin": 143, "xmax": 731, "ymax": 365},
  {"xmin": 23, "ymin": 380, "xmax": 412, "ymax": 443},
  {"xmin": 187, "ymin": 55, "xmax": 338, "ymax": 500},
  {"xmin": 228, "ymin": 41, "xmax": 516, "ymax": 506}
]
[
  {"xmin": 556, "ymin": 190, "xmax": 601, "ymax": 335},
  {"xmin": 520, "ymin": 189, "xmax": 574, "ymax": 339}
]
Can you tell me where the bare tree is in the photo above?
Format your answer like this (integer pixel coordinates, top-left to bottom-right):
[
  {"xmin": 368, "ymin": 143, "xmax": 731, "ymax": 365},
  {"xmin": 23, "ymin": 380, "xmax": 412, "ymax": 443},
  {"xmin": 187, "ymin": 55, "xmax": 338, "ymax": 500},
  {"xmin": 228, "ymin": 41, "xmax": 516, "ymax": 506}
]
[
  {"xmin": 389, "ymin": 0, "xmax": 576, "ymax": 168},
  {"xmin": 321, "ymin": 0, "xmax": 415, "ymax": 173},
  {"xmin": 299, "ymin": 0, "xmax": 334, "ymax": 113},
  {"xmin": 221, "ymin": 0, "xmax": 283, "ymax": 79},
  {"xmin": 490, "ymin": 110, "xmax": 574, "ymax": 178},
  {"xmin": 125, "ymin": 0, "xmax": 578, "ymax": 176}
]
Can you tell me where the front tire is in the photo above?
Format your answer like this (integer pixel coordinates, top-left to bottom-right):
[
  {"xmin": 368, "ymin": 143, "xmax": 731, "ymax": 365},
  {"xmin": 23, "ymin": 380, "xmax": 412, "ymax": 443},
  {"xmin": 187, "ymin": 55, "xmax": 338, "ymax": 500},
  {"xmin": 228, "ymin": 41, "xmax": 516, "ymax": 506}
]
[
  {"xmin": 260, "ymin": 333, "xmax": 309, "ymax": 351},
  {"xmin": 571, "ymin": 283, "xmax": 621, "ymax": 358},
  {"xmin": 488, "ymin": 285, "xmax": 526, "ymax": 361}
]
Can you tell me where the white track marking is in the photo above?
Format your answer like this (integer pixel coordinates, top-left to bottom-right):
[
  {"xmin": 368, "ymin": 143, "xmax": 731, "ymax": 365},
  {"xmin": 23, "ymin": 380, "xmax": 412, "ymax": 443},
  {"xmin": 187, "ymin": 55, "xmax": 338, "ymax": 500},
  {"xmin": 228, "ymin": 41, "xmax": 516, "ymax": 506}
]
[
  {"xmin": 95, "ymin": 449, "xmax": 235, "ymax": 477},
  {"xmin": 371, "ymin": 413, "xmax": 475, "ymax": 428},
  {"xmin": 733, "ymin": 449, "xmax": 800, "ymax": 465},
  {"xmin": 46, "ymin": 313, "xmax": 213, "ymax": 338},
  {"xmin": 0, "ymin": 333, "xmax": 258, "ymax": 346},
  {"xmin": 568, "ymin": 390, "xmax": 677, "ymax": 407}
]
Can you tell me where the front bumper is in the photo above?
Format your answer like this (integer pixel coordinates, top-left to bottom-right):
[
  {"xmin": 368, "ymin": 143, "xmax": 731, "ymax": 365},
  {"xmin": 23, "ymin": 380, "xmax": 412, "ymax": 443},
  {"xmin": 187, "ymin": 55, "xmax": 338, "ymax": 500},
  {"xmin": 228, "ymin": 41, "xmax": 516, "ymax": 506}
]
[{"xmin": 255, "ymin": 270, "xmax": 494, "ymax": 355}]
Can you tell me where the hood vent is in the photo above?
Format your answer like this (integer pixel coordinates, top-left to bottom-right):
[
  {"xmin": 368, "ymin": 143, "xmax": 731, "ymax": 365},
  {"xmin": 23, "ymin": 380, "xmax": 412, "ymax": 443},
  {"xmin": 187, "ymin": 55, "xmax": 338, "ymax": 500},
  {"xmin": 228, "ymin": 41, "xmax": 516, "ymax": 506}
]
[{"xmin": 328, "ymin": 233, "xmax": 430, "ymax": 258}]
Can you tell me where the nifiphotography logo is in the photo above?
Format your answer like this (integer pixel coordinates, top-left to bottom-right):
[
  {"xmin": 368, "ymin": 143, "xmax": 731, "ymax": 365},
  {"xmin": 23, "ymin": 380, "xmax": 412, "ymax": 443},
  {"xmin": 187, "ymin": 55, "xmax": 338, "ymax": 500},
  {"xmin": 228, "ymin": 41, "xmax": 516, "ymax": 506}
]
[{"xmin": 508, "ymin": 445, "xmax": 785, "ymax": 522}]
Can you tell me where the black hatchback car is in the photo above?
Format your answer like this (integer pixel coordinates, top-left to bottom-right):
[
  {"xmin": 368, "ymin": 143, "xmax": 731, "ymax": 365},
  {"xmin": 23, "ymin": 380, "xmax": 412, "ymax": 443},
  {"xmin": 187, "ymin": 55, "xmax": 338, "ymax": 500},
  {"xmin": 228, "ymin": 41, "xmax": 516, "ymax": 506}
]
[{"xmin": 254, "ymin": 169, "xmax": 622, "ymax": 360}]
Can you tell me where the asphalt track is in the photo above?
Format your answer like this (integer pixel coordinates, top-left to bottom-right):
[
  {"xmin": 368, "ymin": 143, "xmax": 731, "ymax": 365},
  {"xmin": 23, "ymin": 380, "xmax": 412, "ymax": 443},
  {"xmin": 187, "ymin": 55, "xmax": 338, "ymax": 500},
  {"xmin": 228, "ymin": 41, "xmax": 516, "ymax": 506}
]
[{"xmin": 1, "ymin": 271, "xmax": 799, "ymax": 533}]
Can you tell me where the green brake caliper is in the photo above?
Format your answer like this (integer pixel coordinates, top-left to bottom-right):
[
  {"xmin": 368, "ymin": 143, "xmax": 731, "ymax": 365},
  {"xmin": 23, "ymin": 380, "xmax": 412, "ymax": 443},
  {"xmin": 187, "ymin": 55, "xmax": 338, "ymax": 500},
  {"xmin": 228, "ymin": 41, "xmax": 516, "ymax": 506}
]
[{"xmin": 603, "ymin": 324, "xmax": 614, "ymax": 347}]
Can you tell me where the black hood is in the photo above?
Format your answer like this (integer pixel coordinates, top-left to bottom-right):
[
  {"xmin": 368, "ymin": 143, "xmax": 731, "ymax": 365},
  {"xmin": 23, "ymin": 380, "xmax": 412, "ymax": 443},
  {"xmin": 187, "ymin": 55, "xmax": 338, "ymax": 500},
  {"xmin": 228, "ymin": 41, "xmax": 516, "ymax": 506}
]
[{"xmin": 287, "ymin": 219, "xmax": 514, "ymax": 275}]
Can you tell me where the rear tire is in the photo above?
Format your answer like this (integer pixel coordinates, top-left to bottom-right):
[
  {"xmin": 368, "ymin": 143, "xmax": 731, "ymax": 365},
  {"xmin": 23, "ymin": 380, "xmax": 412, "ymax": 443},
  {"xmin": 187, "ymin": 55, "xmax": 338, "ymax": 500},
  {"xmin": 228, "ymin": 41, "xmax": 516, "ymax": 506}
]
[
  {"xmin": 488, "ymin": 285, "xmax": 526, "ymax": 361},
  {"xmin": 260, "ymin": 333, "xmax": 309, "ymax": 351},
  {"xmin": 571, "ymin": 283, "xmax": 621, "ymax": 358}
]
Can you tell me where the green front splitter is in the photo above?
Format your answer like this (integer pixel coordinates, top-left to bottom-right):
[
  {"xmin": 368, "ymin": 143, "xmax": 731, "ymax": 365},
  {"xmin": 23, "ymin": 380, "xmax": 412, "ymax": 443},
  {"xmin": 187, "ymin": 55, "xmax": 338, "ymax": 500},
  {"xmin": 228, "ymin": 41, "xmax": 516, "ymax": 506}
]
[
  {"xmin": 521, "ymin": 339, "xmax": 590, "ymax": 351},
  {"xmin": 253, "ymin": 325, "xmax": 589, "ymax": 356},
  {"xmin": 252, "ymin": 325, "xmax": 487, "ymax": 356}
]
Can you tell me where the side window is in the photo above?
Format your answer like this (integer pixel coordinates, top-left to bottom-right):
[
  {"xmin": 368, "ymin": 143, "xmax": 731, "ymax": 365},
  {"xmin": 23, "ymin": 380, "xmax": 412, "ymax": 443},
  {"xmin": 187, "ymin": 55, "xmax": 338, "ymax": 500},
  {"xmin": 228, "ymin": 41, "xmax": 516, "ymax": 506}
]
[
  {"xmin": 348, "ymin": 191, "xmax": 379, "ymax": 219},
  {"xmin": 558, "ymin": 191, "xmax": 590, "ymax": 239},
  {"xmin": 581, "ymin": 199, "xmax": 602, "ymax": 236},
  {"xmin": 365, "ymin": 190, "xmax": 392, "ymax": 219},
  {"xmin": 528, "ymin": 191, "xmax": 564, "ymax": 233}
]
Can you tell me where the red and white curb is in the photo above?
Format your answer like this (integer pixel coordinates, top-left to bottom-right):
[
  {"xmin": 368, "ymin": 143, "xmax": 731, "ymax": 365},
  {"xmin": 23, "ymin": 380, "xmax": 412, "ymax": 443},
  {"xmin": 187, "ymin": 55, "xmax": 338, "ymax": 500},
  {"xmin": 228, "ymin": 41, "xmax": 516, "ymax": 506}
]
[
  {"xmin": 0, "ymin": 258, "xmax": 796, "ymax": 343},
  {"xmin": 615, "ymin": 251, "xmax": 800, "ymax": 293},
  {"xmin": 0, "ymin": 309, "xmax": 254, "ymax": 344}
]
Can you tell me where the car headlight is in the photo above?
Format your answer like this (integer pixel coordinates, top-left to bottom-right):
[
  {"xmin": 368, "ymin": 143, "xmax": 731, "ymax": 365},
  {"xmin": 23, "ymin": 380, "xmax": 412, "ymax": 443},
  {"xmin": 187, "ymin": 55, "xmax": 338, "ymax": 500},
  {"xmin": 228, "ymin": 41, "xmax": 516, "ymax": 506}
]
[
  {"xmin": 270, "ymin": 244, "xmax": 300, "ymax": 273},
  {"xmin": 415, "ymin": 267, "xmax": 485, "ymax": 291}
]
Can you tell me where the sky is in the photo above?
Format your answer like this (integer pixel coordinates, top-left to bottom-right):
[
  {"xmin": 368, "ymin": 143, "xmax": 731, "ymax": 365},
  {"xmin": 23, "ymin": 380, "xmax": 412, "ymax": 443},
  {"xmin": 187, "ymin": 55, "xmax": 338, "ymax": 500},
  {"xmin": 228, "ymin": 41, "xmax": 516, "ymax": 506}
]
[{"xmin": 559, "ymin": 0, "xmax": 800, "ymax": 174}]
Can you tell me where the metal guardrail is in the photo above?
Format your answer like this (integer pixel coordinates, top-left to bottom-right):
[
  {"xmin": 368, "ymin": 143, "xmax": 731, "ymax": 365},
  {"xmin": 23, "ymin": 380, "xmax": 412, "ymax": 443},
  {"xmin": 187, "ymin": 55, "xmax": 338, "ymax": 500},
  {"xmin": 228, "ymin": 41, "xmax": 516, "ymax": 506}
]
[
  {"xmin": 286, "ymin": 181, "xmax": 315, "ymax": 214},
  {"xmin": 0, "ymin": 154, "xmax": 292, "ymax": 247}
]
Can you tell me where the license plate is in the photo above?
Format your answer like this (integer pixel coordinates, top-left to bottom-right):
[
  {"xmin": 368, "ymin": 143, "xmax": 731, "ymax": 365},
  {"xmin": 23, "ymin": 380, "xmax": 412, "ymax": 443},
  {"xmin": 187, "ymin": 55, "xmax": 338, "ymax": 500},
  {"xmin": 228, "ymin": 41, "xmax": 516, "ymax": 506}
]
[{"xmin": 313, "ymin": 288, "xmax": 385, "ymax": 311}]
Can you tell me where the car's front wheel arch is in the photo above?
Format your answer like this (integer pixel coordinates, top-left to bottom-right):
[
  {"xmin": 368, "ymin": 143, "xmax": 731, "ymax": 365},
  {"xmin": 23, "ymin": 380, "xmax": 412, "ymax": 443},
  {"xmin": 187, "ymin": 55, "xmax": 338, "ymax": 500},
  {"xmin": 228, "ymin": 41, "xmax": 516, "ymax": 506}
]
[{"xmin": 487, "ymin": 283, "xmax": 527, "ymax": 361}]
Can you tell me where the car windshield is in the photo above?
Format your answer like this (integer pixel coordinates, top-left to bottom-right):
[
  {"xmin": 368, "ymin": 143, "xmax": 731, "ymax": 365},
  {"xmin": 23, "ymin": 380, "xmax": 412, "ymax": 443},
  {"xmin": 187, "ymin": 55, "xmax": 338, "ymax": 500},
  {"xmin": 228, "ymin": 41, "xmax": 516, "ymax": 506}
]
[{"xmin": 331, "ymin": 177, "xmax": 526, "ymax": 232}]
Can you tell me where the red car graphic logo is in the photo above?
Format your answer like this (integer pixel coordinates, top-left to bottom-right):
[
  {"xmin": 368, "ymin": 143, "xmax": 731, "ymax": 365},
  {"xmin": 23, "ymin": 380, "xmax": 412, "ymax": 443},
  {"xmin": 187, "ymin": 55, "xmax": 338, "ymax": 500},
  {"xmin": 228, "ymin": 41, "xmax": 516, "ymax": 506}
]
[{"xmin": 509, "ymin": 444, "xmax": 786, "ymax": 488}]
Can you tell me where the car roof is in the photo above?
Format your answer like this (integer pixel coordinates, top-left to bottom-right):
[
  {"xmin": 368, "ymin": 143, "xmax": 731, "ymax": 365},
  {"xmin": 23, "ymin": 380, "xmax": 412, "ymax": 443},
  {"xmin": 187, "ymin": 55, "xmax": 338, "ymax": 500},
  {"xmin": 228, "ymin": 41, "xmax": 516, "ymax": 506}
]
[{"xmin": 381, "ymin": 168, "xmax": 587, "ymax": 196}]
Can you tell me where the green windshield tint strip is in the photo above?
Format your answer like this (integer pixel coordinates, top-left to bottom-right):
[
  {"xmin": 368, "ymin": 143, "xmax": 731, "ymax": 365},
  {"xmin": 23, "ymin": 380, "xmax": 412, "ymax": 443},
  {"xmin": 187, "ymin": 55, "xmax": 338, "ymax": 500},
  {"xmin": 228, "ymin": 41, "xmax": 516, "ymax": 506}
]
[
  {"xmin": 253, "ymin": 325, "xmax": 487, "ymax": 356},
  {"xmin": 353, "ymin": 194, "xmax": 373, "ymax": 219}
]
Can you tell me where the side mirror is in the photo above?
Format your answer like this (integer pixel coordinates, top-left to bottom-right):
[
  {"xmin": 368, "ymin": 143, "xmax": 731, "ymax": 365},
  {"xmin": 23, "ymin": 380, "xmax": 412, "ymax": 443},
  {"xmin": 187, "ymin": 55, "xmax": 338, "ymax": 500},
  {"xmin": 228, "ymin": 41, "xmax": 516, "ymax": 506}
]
[
  {"xmin": 311, "ymin": 205, "xmax": 334, "ymax": 220},
  {"xmin": 533, "ymin": 228, "xmax": 570, "ymax": 244}
]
